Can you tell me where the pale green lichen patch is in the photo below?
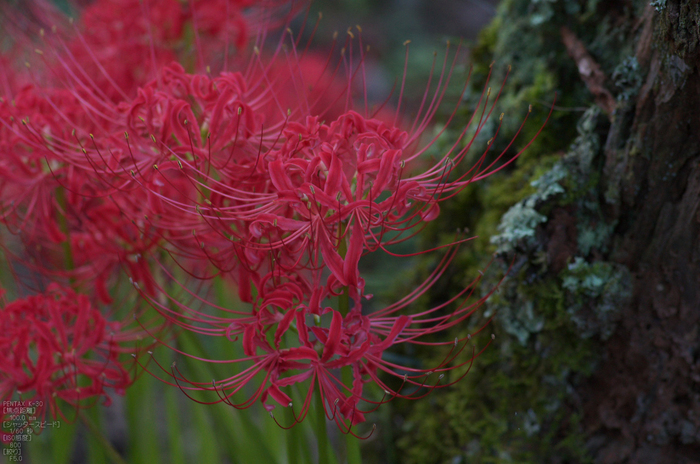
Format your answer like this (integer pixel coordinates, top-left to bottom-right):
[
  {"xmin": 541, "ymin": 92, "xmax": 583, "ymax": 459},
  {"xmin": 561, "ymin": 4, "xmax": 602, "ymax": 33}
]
[
  {"xmin": 612, "ymin": 56, "xmax": 643, "ymax": 101},
  {"xmin": 651, "ymin": 0, "xmax": 667, "ymax": 12},
  {"xmin": 561, "ymin": 257, "xmax": 632, "ymax": 340},
  {"xmin": 486, "ymin": 292, "xmax": 545, "ymax": 345},
  {"xmin": 490, "ymin": 201, "xmax": 547, "ymax": 254},
  {"xmin": 490, "ymin": 163, "xmax": 566, "ymax": 254}
]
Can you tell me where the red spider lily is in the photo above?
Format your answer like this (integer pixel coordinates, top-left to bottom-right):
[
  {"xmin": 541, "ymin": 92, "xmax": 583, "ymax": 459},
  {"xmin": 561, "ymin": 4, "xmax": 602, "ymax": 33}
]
[
  {"xmin": 120, "ymin": 44, "xmax": 549, "ymax": 302},
  {"xmin": 0, "ymin": 0, "xmax": 299, "ymax": 100},
  {"xmin": 0, "ymin": 1, "xmax": 315, "ymax": 305},
  {"xmin": 92, "ymin": 41, "xmax": 359, "ymax": 278},
  {"xmin": 133, "ymin": 238, "xmax": 499, "ymax": 436},
  {"xmin": 106, "ymin": 27, "xmax": 548, "ymax": 435},
  {"xmin": 0, "ymin": 284, "xmax": 140, "ymax": 442},
  {"xmin": 0, "ymin": 86, "xmax": 172, "ymax": 300}
]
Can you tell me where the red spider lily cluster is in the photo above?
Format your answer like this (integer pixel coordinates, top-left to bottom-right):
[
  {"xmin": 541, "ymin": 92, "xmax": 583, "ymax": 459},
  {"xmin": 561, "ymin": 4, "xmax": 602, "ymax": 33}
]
[
  {"xmin": 0, "ymin": 0, "xmax": 548, "ymax": 438},
  {"xmin": 0, "ymin": 284, "xmax": 134, "ymax": 434}
]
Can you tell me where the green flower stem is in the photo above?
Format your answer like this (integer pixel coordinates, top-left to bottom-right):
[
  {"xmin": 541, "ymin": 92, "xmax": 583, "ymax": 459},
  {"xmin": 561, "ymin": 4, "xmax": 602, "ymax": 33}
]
[
  {"xmin": 86, "ymin": 407, "xmax": 107, "ymax": 464},
  {"xmin": 80, "ymin": 412, "xmax": 128, "ymax": 464},
  {"xmin": 49, "ymin": 419, "xmax": 77, "ymax": 464},
  {"xmin": 164, "ymin": 358, "xmax": 186, "ymax": 464},
  {"xmin": 346, "ymin": 434, "xmax": 363, "ymax": 464},
  {"xmin": 339, "ymin": 286, "xmax": 350, "ymax": 316},
  {"xmin": 52, "ymin": 187, "xmax": 80, "ymax": 464},
  {"xmin": 314, "ymin": 384, "xmax": 330, "ymax": 464},
  {"xmin": 55, "ymin": 187, "xmax": 75, "ymax": 274},
  {"xmin": 285, "ymin": 405, "xmax": 301, "ymax": 464},
  {"xmin": 338, "ymin": 222, "xmax": 350, "ymax": 317},
  {"xmin": 341, "ymin": 366, "xmax": 362, "ymax": 464},
  {"xmin": 337, "ymin": 221, "xmax": 362, "ymax": 463}
]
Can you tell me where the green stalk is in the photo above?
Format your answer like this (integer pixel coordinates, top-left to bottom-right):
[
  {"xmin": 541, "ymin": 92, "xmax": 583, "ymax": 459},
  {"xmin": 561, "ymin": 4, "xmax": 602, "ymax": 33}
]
[
  {"xmin": 285, "ymin": 406, "xmax": 301, "ymax": 464},
  {"xmin": 54, "ymin": 187, "xmax": 75, "ymax": 274},
  {"xmin": 281, "ymin": 330, "xmax": 302, "ymax": 464},
  {"xmin": 165, "ymin": 371, "xmax": 186, "ymax": 464},
  {"xmin": 292, "ymin": 384, "xmax": 314, "ymax": 464},
  {"xmin": 346, "ymin": 432, "xmax": 363, "ymax": 464},
  {"xmin": 337, "ymin": 222, "xmax": 362, "ymax": 463},
  {"xmin": 337, "ymin": 223, "xmax": 349, "ymax": 317},
  {"xmin": 338, "ymin": 286, "xmax": 350, "ymax": 316},
  {"xmin": 85, "ymin": 407, "xmax": 107, "ymax": 464},
  {"xmin": 314, "ymin": 385, "xmax": 330, "ymax": 464},
  {"xmin": 341, "ymin": 366, "xmax": 362, "ymax": 464},
  {"xmin": 191, "ymin": 398, "xmax": 220, "ymax": 464},
  {"xmin": 178, "ymin": 329, "xmax": 279, "ymax": 464},
  {"xmin": 48, "ymin": 186, "xmax": 79, "ymax": 463},
  {"xmin": 80, "ymin": 413, "xmax": 128, "ymax": 464},
  {"xmin": 49, "ymin": 419, "xmax": 77, "ymax": 464},
  {"xmin": 125, "ymin": 371, "xmax": 161, "ymax": 464}
]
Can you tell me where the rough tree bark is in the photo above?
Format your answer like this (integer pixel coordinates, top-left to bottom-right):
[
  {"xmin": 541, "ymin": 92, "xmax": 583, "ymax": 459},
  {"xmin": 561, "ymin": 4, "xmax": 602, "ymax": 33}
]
[
  {"xmin": 397, "ymin": 1, "xmax": 700, "ymax": 463},
  {"xmin": 583, "ymin": 2, "xmax": 700, "ymax": 463}
]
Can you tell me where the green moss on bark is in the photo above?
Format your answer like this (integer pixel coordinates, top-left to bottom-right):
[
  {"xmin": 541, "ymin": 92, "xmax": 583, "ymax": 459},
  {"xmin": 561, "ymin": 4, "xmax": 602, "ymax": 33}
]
[{"xmin": 394, "ymin": 1, "xmax": 653, "ymax": 463}]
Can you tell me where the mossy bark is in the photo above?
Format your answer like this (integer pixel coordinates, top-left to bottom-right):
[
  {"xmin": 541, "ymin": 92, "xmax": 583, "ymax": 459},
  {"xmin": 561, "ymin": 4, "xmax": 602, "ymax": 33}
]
[{"xmin": 396, "ymin": 1, "xmax": 700, "ymax": 463}]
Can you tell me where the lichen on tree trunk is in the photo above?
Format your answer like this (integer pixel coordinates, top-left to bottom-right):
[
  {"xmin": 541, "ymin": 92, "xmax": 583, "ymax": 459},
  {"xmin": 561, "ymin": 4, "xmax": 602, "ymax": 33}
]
[{"xmin": 396, "ymin": 1, "xmax": 700, "ymax": 463}]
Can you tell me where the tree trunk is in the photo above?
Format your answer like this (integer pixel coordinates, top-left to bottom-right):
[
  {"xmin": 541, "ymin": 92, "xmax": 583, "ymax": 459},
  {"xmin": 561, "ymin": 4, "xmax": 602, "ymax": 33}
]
[
  {"xmin": 583, "ymin": 2, "xmax": 700, "ymax": 462},
  {"xmin": 396, "ymin": 1, "xmax": 700, "ymax": 463}
]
